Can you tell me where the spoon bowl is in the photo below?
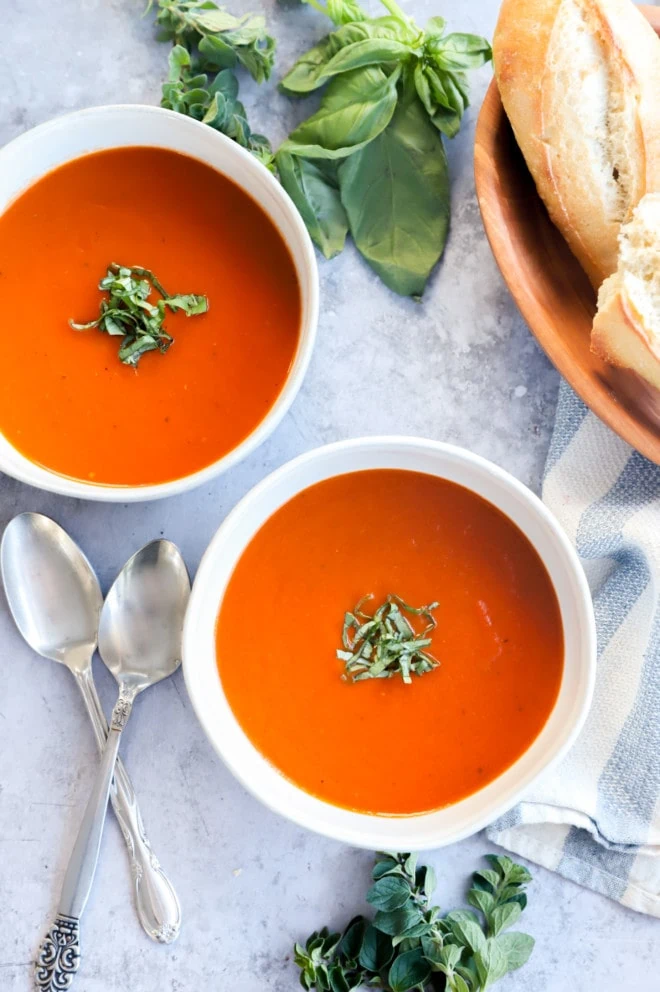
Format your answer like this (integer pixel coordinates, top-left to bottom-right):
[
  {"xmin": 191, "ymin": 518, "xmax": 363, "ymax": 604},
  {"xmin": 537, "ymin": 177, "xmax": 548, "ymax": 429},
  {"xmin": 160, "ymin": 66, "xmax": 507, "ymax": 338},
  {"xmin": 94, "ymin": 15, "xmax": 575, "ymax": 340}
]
[
  {"xmin": 1, "ymin": 512, "xmax": 101, "ymax": 671},
  {"xmin": 99, "ymin": 540, "xmax": 190, "ymax": 692}
]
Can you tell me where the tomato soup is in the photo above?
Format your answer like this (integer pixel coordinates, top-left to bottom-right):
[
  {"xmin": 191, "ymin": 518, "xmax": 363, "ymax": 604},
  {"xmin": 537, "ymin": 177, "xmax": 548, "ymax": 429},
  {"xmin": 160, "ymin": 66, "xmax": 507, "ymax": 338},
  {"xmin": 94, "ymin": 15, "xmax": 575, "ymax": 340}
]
[
  {"xmin": 216, "ymin": 470, "xmax": 564, "ymax": 815},
  {"xmin": 0, "ymin": 147, "xmax": 300, "ymax": 485}
]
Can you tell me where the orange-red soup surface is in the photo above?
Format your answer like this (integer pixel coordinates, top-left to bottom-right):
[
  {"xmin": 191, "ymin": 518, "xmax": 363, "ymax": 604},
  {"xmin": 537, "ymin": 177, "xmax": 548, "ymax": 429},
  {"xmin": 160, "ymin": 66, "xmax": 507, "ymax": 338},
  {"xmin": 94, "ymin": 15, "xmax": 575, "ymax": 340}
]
[
  {"xmin": 0, "ymin": 147, "xmax": 300, "ymax": 485},
  {"xmin": 216, "ymin": 470, "xmax": 564, "ymax": 816}
]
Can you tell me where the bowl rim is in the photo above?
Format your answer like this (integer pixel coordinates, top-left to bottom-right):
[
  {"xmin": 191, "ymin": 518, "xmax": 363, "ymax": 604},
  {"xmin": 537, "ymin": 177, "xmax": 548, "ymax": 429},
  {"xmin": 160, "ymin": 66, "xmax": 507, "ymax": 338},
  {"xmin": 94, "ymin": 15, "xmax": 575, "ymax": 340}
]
[
  {"xmin": 0, "ymin": 104, "xmax": 318, "ymax": 501},
  {"xmin": 183, "ymin": 435, "xmax": 597, "ymax": 849}
]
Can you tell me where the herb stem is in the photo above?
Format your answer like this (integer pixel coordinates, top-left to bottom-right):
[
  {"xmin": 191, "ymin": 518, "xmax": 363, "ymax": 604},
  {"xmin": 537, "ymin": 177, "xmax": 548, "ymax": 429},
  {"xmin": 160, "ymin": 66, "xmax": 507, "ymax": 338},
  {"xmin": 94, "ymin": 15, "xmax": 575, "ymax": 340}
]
[
  {"xmin": 377, "ymin": 0, "xmax": 413, "ymax": 27},
  {"xmin": 305, "ymin": 0, "xmax": 330, "ymax": 17}
]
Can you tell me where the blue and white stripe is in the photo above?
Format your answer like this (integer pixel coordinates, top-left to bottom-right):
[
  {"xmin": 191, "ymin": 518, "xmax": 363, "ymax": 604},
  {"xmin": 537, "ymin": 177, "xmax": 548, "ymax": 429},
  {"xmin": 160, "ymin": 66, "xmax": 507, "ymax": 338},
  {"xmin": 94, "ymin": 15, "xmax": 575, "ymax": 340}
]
[{"xmin": 488, "ymin": 381, "xmax": 660, "ymax": 917}]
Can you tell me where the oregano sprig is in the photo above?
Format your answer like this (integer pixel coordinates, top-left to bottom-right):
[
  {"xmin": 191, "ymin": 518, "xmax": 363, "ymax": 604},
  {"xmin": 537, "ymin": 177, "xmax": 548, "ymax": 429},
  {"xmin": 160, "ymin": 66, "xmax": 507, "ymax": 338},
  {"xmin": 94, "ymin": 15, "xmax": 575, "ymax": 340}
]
[
  {"xmin": 149, "ymin": 0, "xmax": 276, "ymax": 169},
  {"xmin": 294, "ymin": 852, "xmax": 535, "ymax": 992}
]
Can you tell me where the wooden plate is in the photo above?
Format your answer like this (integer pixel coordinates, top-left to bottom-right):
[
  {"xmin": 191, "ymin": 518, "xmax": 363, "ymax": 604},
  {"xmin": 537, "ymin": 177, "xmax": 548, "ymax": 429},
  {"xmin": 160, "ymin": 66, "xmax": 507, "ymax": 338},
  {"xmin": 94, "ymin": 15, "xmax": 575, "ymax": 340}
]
[{"xmin": 474, "ymin": 5, "xmax": 660, "ymax": 464}]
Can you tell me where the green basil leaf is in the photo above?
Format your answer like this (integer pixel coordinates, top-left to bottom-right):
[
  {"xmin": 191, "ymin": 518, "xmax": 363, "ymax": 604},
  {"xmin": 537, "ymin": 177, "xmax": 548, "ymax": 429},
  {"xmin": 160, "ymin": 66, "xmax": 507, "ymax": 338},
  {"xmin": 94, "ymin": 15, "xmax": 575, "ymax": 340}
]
[
  {"xmin": 280, "ymin": 35, "xmax": 335, "ymax": 93},
  {"xmin": 327, "ymin": 0, "xmax": 368, "ymax": 25},
  {"xmin": 366, "ymin": 875, "xmax": 412, "ymax": 912},
  {"xmin": 276, "ymin": 152, "xmax": 349, "ymax": 258},
  {"xmin": 425, "ymin": 66, "xmax": 467, "ymax": 115},
  {"xmin": 413, "ymin": 61, "xmax": 433, "ymax": 115},
  {"xmin": 282, "ymin": 65, "xmax": 400, "ymax": 159},
  {"xmin": 451, "ymin": 975, "xmax": 471, "ymax": 992},
  {"xmin": 280, "ymin": 18, "xmax": 409, "ymax": 95},
  {"xmin": 319, "ymin": 38, "xmax": 412, "ymax": 79},
  {"xmin": 373, "ymin": 905, "xmax": 423, "ymax": 936},
  {"xmin": 424, "ymin": 15, "xmax": 446, "ymax": 38},
  {"xmin": 358, "ymin": 924, "xmax": 394, "ymax": 971},
  {"xmin": 331, "ymin": 17, "xmax": 417, "ymax": 47},
  {"xmin": 475, "ymin": 937, "xmax": 509, "ymax": 989},
  {"xmin": 489, "ymin": 902, "xmax": 522, "ymax": 937},
  {"xmin": 388, "ymin": 948, "xmax": 432, "ymax": 992},
  {"xmin": 429, "ymin": 32, "xmax": 492, "ymax": 71},
  {"xmin": 495, "ymin": 932, "xmax": 535, "ymax": 971},
  {"xmin": 164, "ymin": 293, "xmax": 208, "ymax": 315},
  {"xmin": 413, "ymin": 64, "xmax": 462, "ymax": 138},
  {"xmin": 338, "ymin": 78, "xmax": 449, "ymax": 296}
]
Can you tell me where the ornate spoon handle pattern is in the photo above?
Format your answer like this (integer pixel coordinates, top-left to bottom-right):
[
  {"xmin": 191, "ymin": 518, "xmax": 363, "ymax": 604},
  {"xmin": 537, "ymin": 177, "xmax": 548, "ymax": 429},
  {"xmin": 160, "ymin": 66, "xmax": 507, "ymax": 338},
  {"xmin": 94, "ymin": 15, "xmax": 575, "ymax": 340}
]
[
  {"xmin": 75, "ymin": 668, "xmax": 181, "ymax": 942},
  {"xmin": 35, "ymin": 915, "xmax": 80, "ymax": 992}
]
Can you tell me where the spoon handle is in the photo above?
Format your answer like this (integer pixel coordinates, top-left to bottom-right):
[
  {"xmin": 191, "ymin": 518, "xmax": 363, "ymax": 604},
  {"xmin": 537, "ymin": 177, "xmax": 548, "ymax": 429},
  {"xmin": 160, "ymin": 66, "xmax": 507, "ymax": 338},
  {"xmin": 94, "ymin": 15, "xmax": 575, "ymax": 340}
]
[
  {"xmin": 75, "ymin": 669, "xmax": 181, "ymax": 943},
  {"xmin": 36, "ymin": 688, "xmax": 133, "ymax": 990}
]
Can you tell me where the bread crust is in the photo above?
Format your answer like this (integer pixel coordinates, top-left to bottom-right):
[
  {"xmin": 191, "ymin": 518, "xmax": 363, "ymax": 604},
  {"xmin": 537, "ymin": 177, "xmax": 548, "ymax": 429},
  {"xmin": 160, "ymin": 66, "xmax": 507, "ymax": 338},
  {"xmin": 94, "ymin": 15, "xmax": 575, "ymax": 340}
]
[
  {"xmin": 592, "ymin": 279, "xmax": 660, "ymax": 390},
  {"xmin": 493, "ymin": 0, "xmax": 660, "ymax": 288}
]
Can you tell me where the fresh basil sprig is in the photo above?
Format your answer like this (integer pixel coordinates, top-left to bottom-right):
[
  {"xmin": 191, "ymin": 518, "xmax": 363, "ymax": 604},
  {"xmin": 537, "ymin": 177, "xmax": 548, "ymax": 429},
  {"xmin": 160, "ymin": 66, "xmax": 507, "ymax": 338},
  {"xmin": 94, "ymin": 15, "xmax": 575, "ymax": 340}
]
[
  {"xmin": 149, "ymin": 0, "xmax": 276, "ymax": 169},
  {"xmin": 294, "ymin": 852, "xmax": 534, "ymax": 992},
  {"xmin": 70, "ymin": 264, "xmax": 208, "ymax": 368},
  {"xmin": 338, "ymin": 594, "xmax": 439, "ymax": 684},
  {"xmin": 277, "ymin": 0, "xmax": 492, "ymax": 296}
]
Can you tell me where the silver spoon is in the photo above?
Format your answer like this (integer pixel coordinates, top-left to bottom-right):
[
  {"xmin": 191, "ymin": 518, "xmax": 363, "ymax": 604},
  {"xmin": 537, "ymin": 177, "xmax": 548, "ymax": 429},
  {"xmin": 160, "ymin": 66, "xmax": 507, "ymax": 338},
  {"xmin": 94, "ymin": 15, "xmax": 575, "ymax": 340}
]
[
  {"xmin": 0, "ymin": 514, "xmax": 182, "ymax": 948},
  {"xmin": 33, "ymin": 539, "xmax": 190, "ymax": 992}
]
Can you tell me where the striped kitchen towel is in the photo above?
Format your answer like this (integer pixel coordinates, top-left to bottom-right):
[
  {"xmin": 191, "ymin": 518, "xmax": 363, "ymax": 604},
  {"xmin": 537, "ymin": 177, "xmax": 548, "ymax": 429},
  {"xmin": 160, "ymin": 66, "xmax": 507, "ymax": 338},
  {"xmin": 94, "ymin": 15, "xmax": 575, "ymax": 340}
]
[{"xmin": 487, "ymin": 380, "xmax": 660, "ymax": 917}]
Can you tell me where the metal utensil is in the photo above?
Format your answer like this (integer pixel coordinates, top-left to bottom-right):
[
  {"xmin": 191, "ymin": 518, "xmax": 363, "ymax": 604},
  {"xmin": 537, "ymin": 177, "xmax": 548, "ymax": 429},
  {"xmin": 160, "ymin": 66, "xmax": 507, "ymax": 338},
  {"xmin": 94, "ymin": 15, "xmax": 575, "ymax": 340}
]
[
  {"xmin": 28, "ymin": 536, "xmax": 189, "ymax": 992},
  {"xmin": 1, "ymin": 515, "xmax": 182, "ymax": 944}
]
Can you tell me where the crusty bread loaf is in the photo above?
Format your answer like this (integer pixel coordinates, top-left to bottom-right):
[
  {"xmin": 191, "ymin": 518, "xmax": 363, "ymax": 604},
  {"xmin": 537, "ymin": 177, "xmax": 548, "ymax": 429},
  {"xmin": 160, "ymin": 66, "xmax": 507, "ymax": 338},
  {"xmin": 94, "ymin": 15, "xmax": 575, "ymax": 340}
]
[
  {"xmin": 493, "ymin": 0, "xmax": 660, "ymax": 288},
  {"xmin": 592, "ymin": 192, "xmax": 660, "ymax": 389}
]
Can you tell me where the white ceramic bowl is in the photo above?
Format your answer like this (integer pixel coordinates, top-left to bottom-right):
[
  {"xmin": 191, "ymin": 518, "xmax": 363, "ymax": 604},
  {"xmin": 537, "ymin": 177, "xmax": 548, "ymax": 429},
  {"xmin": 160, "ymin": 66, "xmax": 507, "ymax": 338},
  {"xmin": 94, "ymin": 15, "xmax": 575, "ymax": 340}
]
[
  {"xmin": 0, "ymin": 105, "xmax": 318, "ymax": 501},
  {"xmin": 184, "ymin": 436, "xmax": 596, "ymax": 849}
]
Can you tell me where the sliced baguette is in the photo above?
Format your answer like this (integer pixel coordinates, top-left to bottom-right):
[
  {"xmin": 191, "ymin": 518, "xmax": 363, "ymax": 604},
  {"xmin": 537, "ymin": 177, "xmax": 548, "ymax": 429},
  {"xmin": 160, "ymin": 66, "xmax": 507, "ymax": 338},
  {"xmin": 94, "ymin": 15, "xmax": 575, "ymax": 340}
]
[
  {"xmin": 592, "ymin": 192, "xmax": 660, "ymax": 390},
  {"xmin": 493, "ymin": 0, "xmax": 660, "ymax": 288}
]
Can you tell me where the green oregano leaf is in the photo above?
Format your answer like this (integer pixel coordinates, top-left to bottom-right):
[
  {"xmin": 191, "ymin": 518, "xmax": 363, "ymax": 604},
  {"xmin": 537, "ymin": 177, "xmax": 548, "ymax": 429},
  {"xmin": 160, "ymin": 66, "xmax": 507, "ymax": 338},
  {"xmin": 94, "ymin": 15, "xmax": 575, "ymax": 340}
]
[
  {"xmin": 367, "ymin": 876, "xmax": 412, "ymax": 912},
  {"xmin": 495, "ymin": 932, "xmax": 535, "ymax": 971},
  {"xmin": 358, "ymin": 924, "xmax": 395, "ymax": 972},
  {"xmin": 388, "ymin": 948, "xmax": 432, "ymax": 992}
]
